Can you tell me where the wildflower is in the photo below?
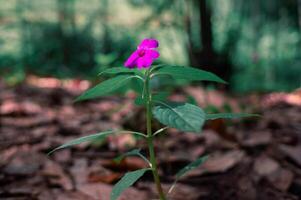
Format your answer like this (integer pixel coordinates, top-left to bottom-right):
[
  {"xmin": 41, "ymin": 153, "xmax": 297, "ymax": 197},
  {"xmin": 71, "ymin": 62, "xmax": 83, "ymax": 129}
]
[{"xmin": 124, "ymin": 38, "xmax": 160, "ymax": 69}]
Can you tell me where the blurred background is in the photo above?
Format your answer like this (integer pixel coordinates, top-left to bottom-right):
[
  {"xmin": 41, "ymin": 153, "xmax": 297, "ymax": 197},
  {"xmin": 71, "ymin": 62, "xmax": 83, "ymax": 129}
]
[{"xmin": 1, "ymin": 0, "xmax": 300, "ymax": 92}]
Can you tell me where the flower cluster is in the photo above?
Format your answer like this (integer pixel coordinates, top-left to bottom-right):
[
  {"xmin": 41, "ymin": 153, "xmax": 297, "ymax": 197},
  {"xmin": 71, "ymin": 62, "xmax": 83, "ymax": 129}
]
[{"xmin": 124, "ymin": 38, "xmax": 160, "ymax": 69}]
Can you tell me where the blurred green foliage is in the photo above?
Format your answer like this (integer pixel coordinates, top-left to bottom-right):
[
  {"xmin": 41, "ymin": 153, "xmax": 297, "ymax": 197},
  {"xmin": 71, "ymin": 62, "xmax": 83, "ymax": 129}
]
[
  {"xmin": 212, "ymin": 0, "xmax": 301, "ymax": 92},
  {"xmin": 0, "ymin": 0, "xmax": 300, "ymax": 92}
]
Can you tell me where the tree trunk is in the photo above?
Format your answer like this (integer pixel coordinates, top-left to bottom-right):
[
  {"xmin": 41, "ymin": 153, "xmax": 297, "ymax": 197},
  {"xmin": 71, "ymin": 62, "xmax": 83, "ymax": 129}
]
[
  {"xmin": 187, "ymin": 0, "xmax": 231, "ymax": 82},
  {"xmin": 199, "ymin": 0, "xmax": 213, "ymax": 57}
]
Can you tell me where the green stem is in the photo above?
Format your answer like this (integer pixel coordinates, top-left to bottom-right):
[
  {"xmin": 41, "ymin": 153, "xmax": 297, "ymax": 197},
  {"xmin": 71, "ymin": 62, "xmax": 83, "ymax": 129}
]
[{"xmin": 145, "ymin": 70, "xmax": 166, "ymax": 200}]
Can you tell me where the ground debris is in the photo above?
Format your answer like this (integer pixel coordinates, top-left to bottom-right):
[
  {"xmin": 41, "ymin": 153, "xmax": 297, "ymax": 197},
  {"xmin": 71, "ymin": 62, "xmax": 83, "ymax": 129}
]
[{"xmin": 1, "ymin": 83, "xmax": 301, "ymax": 199}]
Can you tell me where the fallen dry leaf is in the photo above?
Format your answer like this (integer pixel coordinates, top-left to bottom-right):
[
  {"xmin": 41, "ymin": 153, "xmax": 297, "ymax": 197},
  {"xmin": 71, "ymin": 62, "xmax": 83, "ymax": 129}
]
[
  {"xmin": 201, "ymin": 150, "xmax": 245, "ymax": 174},
  {"xmin": 42, "ymin": 160, "xmax": 73, "ymax": 191},
  {"xmin": 279, "ymin": 145, "xmax": 301, "ymax": 167},
  {"xmin": 3, "ymin": 152, "xmax": 43, "ymax": 176},
  {"xmin": 268, "ymin": 168, "xmax": 294, "ymax": 192},
  {"xmin": 241, "ymin": 131, "xmax": 272, "ymax": 147},
  {"xmin": 253, "ymin": 155, "xmax": 280, "ymax": 176},
  {"xmin": 77, "ymin": 182, "xmax": 149, "ymax": 200}
]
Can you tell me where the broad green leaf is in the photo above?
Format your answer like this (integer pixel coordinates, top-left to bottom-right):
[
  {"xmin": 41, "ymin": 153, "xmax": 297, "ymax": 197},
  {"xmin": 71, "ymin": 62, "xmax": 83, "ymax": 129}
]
[
  {"xmin": 127, "ymin": 78, "xmax": 144, "ymax": 94},
  {"xmin": 206, "ymin": 113, "xmax": 260, "ymax": 120},
  {"xmin": 153, "ymin": 65, "xmax": 226, "ymax": 84},
  {"xmin": 48, "ymin": 130, "xmax": 146, "ymax": 155},
  {"xmin": 134, "ymin": 96, "xmax": 146, "ymax": 106},
  {"xmin": 111, "ymin": 168, "xmax": 150, "ymax": 200},
  {"xmin": 114, "ymin": 149, "xmax": 150, "ymax": 165},
  {"xmin": 176, "ymin": 156, "xmax": 208, "ymax": 178},
  {"xmin": 75, "ymin": 75, "xmax": 140, "ymax": 102},
  {"xmin": 99, "ymin": 67, "xmax": 144, "ymax": 77},
  {"xmin": 111, "ymin": 78, "xmax": 143, "ymax": 96},
  {"xmin": 153, "ymin": 101, "xmax": 205, "ymax": 133},
  {"xmin": 48, "ymin": 130, "xmax": 114, "ymax": 155}
]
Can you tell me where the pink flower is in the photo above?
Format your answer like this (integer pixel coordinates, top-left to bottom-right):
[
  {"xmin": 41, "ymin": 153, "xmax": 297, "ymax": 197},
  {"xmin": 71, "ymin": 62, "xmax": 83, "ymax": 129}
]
[{"xmin": 124, "ymin": 38, "xmax": 160, "ymax": 69}]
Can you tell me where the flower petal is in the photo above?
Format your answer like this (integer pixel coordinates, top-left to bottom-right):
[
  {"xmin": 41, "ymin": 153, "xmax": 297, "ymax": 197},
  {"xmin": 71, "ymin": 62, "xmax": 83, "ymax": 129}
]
[
  {"xmin": 124, "ymin": 51, "xmax": 139, "ymax": 68},
  {"xmin": 137, "ymin": 56, "xmax": 153, "ymax": 69},
  {"xmin": 138, "ymin": 38, "xmax": 159, "ymax": 49},
  {"xmin": 136, "ymin": 50, "xmax": 160, "ymax": 69},
  {"xmin": 145, "ymin": 49, "xmax": 160, "ymax": 59}
]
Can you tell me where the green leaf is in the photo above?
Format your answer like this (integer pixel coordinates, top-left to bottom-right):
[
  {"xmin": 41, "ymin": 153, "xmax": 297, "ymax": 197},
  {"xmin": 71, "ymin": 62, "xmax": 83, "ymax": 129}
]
[
  {"xmin": 111, "ymin": 168, "xmax": 150, "ymax": 200},
  {"xmin": 150, "ymin": 64, "xmax": 165, "ymax": 71},
  {"xmin": 48, "ymin": 130, "xmax": 146, "ymax": 155},
  {"xmin": 48, "ymin": 130, "xmax": 114, "ymax": 155},
  {"xmin": 153, "ymin": 65, "xmax": 226, "ymax": 84},
  {"xmin": 127, "ymin": 78, "xmax": 144, "ymax": 94},
  {"xmin": 176, "ymin": 156, "xmax": 208, "ymax": 179},
  {"xmin": 114, "ymin": 149, "xmax": 150, "ymax": 165},
  {"xmin": 206, "ymin": 113, "xmax": 260, "ymax": 120},
  {"xmin": 153, "ymin": 101, "xmax": 205, "ymax": 133},
  {"xmin": 99, "ymin": 67, "xmax": 144, "ymax": 77},
  {"xmin": 75, "ymin": 75, "xmax": 140, "ymax": 102}
]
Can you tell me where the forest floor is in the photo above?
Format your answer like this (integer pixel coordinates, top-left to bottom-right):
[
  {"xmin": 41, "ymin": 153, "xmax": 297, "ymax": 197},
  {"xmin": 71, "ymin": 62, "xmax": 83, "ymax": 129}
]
[{"xmin": 1, "ymin": 78, "xmax": 301, "ymax": 200}]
